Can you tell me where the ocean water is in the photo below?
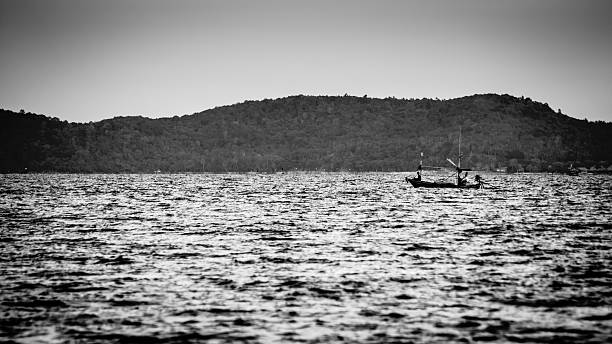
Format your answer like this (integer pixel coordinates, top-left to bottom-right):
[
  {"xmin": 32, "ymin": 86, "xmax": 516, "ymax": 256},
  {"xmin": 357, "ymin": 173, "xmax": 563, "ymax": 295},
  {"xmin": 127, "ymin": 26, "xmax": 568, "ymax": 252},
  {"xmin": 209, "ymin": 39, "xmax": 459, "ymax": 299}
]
[{"xmin": 0, "ymin": 172, "xmax": 611, "ymax": 344}]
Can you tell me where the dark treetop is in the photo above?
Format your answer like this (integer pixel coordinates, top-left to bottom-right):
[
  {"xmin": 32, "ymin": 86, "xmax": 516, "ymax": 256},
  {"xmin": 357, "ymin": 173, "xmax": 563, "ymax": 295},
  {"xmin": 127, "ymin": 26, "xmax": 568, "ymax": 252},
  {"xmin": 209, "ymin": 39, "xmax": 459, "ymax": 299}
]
[{"xmin": 1, "ymin": 94, "xmax": 611, "ymax": 173}]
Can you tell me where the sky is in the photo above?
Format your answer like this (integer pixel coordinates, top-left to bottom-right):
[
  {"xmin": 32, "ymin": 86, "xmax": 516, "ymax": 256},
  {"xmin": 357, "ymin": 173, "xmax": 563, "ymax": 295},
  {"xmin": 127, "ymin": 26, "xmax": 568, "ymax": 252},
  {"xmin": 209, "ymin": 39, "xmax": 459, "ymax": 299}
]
[{"xmin": 1, "ymin": 0, "xmax": 611, "ymax": 122}]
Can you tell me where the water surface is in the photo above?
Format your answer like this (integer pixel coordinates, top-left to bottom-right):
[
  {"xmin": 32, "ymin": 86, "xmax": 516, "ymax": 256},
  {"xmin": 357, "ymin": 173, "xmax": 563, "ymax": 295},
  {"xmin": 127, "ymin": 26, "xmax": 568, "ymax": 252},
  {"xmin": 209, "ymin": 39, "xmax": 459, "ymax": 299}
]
[{"xmin": 0, "ymin": 173, "xmax": 611, "ymax": 343}]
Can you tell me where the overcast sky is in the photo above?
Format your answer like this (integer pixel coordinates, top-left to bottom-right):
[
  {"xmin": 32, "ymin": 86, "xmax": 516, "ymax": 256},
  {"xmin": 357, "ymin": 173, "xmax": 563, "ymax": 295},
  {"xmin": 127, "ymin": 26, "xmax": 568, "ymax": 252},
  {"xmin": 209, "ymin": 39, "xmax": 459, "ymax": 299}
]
[{"xmin": 1, "ymin": 0, "xmax": 611, "ymax": 122}]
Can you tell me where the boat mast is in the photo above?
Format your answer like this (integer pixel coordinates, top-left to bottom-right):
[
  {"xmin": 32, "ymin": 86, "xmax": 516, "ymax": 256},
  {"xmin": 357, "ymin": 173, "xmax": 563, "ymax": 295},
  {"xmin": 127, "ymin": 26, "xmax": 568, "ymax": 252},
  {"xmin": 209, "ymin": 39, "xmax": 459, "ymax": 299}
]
[
  {"xmin": 458, "ymin": 126, "xmax": 462, "ymax": 169},
  {"xmin": 457, "ymin": 126, "xmax": 462, "ymax": 186}
]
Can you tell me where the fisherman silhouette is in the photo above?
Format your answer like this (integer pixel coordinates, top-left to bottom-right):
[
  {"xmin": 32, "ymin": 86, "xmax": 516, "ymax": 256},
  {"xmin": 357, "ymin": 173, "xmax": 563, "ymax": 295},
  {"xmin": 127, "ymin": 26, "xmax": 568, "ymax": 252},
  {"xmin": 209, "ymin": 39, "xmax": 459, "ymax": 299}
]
[{"xmin": 458, "ymin": 171, "xmax": 468, "ymax": 186}]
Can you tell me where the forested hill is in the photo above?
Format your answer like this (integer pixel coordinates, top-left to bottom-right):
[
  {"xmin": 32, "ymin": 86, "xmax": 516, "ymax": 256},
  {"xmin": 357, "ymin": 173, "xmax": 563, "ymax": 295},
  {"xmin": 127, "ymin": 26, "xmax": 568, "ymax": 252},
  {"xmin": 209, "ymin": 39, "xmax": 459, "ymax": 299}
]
[{"xmin": 1, "ymin": 94, "xmax": 611, "ymax": 173}]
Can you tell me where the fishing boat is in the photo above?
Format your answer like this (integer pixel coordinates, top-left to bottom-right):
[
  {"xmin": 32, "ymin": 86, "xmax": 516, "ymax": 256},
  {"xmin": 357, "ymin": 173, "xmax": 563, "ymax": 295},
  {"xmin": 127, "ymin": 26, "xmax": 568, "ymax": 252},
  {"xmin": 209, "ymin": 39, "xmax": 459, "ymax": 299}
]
[
  {"xmin": 406, "ymin": 128, "xmax": 484, "ymax": 189},
  {"xmin": 406, "ymin": 177, "xmax": 482, "ymax": 189},
  {"xmin": 566, "ymin": 163, "xmax": 580, "ymax": 176}
]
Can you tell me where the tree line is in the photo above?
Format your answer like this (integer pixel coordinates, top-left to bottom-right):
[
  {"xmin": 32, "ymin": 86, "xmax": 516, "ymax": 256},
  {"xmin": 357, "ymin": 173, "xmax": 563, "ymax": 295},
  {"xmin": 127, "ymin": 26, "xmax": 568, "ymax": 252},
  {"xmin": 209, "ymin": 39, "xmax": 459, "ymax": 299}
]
[{"xmin": 1, "ymin": 94, "xmax": 611, "ymax": 173}]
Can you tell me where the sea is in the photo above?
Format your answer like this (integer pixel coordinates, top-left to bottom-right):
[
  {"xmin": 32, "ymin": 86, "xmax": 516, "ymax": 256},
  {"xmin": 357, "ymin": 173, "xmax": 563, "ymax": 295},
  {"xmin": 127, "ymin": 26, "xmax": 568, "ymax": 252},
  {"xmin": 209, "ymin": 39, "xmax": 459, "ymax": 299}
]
[{"xmin": 0, "ymin": 172, "xmax": 611, "ymax": 344}]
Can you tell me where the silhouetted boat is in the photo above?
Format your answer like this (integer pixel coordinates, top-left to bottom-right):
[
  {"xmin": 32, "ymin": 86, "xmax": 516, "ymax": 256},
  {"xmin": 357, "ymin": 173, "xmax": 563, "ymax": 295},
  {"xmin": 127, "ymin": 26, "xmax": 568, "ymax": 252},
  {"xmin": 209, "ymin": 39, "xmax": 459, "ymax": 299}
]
[
  {"xmin": 405, "ymin": 177, "xmax": 482, "ymax": 189},
  {"xmin": 406, "ymin": 128, "xmax": 484, "ymax": 189},
  {"xmin": 566, "ymin": 163, "xmax": 580, "ymax": 176}
]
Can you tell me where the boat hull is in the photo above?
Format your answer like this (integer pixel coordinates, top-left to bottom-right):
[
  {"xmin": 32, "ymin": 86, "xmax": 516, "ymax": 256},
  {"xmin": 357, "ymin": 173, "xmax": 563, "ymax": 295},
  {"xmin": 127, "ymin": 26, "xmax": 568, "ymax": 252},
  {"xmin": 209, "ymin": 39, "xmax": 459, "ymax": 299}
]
[{"xmin": 405, "ymin": 177, "xmax": 482, "ymax": 189}]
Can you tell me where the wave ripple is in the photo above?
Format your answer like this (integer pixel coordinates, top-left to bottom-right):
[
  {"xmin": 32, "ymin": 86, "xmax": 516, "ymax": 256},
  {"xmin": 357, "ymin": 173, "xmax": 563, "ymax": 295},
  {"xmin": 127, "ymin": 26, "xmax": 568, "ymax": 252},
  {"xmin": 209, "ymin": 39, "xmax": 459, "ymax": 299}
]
[{"xmin": 0, "ymin": 172, "xmax": 611, "ymax": 343}]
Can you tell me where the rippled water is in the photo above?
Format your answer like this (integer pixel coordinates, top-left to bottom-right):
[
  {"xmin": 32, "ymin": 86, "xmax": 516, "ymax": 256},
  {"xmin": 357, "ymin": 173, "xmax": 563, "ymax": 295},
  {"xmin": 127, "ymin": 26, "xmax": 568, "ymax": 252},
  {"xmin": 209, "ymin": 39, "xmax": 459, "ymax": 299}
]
[{"xmin": 0, "ymin": 172, "xmax": 611, "ymax": 344}]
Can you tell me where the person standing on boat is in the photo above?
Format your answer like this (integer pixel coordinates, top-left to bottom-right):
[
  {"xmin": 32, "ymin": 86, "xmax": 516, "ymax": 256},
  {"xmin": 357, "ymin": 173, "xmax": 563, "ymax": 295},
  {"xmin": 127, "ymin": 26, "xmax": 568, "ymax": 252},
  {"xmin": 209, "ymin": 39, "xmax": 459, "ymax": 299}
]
[{"xmin": 458, "ymin": 171, "xmax": 468, "ymax": 186}]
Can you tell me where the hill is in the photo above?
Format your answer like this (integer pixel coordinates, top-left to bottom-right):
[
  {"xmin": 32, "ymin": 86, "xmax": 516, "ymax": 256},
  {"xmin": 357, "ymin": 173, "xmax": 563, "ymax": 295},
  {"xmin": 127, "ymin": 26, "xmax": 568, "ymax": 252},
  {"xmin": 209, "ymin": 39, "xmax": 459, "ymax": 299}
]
[{"xmin": 1, "ymin": 94, "xmax": 611, "ymax": 173}]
